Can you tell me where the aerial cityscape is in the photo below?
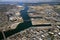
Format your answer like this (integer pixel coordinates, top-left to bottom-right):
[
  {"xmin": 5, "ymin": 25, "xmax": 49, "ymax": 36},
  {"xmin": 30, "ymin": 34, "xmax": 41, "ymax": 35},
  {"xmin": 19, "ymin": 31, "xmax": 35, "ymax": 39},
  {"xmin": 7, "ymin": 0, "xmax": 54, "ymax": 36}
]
[{"xmin": 0, "ymin": 0, "xmax": 60, "ymax": 40}]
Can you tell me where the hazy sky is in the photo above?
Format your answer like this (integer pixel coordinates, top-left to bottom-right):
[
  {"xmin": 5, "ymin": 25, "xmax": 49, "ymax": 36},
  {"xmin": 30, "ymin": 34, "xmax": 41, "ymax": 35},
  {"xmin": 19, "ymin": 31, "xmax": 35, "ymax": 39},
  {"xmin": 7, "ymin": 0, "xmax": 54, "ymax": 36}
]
[{"xmin": 0, "ymin": 0, "xmax": 60, "ymax": 3}]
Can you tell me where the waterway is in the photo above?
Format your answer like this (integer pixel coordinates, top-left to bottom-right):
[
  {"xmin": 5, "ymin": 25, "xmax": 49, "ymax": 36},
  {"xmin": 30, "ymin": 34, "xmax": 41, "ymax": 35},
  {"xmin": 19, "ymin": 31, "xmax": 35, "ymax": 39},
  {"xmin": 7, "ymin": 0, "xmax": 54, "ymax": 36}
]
[
  {"xmin": 0, "ymin": 6, "xmax": 32, "ymax": 40},
  {"xmin": 0, "ymin": 5, "xmax": 52, "ymax": 40}
]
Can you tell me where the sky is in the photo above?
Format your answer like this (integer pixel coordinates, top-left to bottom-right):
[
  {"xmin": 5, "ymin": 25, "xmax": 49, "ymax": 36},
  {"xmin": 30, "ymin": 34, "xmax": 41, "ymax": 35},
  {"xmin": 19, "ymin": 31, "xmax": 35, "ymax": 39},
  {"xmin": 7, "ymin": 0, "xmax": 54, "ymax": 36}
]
[{"xmin": 0, "ymin": 0, "xmax": 60, "ymax": 3}]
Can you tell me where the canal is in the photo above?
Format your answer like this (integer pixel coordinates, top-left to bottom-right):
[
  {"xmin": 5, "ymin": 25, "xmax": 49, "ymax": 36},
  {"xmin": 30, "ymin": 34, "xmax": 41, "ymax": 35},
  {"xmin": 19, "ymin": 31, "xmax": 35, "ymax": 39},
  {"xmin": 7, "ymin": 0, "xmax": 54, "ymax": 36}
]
[
  {"xmin": 0, "ymin": 6, "xmax": 52, "ymax": 40},
  {"xmin": 0, "ymin": 6, "xmax": 32, "ymax": 40}
]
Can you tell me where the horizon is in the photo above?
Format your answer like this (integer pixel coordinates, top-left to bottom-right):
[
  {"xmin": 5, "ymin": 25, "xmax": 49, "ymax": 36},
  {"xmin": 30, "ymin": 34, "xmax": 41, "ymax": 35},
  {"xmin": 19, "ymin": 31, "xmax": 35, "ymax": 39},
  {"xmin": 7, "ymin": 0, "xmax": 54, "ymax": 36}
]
[{"xmin": 0, "ymin": 0, "xmax": 60, "ymax": 3}]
